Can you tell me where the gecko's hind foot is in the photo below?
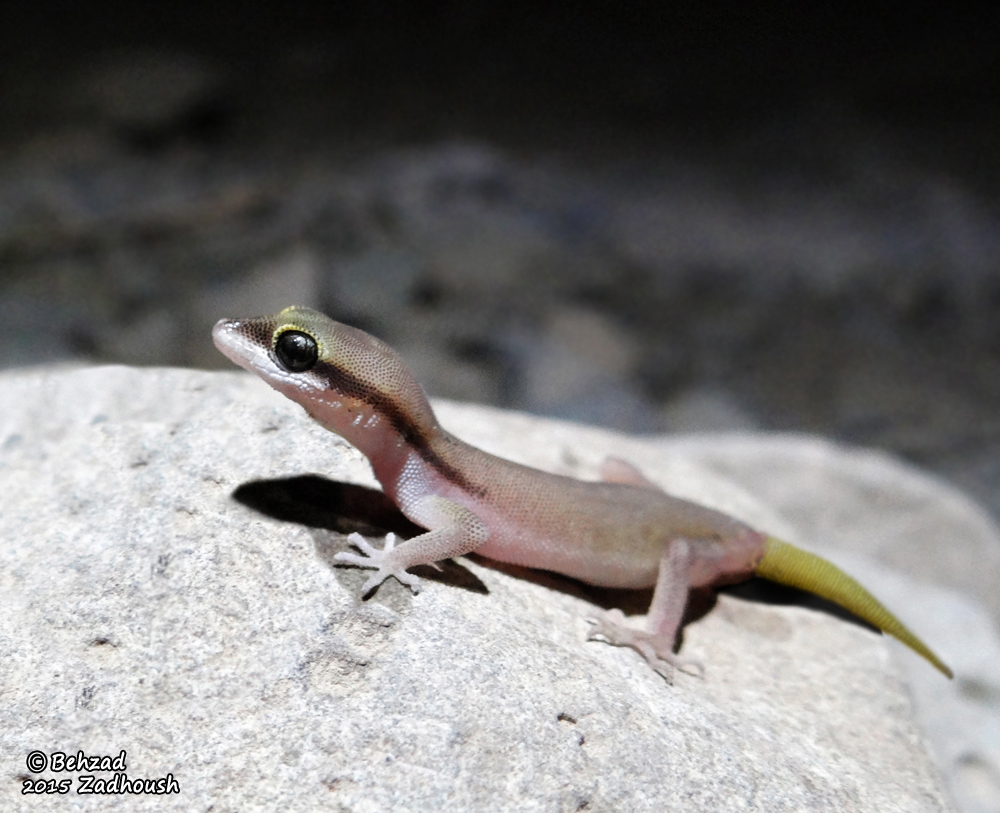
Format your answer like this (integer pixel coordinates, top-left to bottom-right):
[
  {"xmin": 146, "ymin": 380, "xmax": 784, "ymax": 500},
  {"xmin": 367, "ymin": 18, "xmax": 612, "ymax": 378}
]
[
  {"xmin": 333, "ymin": 533, "xmax": 423, "ymax": 594},
  {"xmin": 586, "ymin": 609, "xmax": 703, "ymax": 682}
]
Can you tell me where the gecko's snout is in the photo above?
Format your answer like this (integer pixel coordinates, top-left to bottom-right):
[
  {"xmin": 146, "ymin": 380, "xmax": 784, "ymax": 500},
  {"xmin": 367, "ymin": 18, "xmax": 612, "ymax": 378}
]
[
  {"xmin": 212, "ymin": 317, "xmax": 248, "ymax": 364},
  {"xmin": 212, "ymin": 314, "xmax": 284, "ymax": 377},
  {"xmin": 211, "ymin": 318, "xmax": 243, "ymax": 345}
]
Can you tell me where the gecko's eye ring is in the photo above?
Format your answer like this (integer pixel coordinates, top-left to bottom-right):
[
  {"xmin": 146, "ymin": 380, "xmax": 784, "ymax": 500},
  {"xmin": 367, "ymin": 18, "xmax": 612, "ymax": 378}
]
[{"xmin": 275, "ymin": 330, "xmax": 318, "ymax": 372}]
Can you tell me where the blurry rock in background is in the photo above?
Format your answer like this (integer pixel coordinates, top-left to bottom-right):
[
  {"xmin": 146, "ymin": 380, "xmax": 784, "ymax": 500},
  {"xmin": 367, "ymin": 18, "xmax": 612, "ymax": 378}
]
[
  {"xmin": 74, "ymin": 50, "xmax": 224, "ymax": 146},
  {"xmin": 2, "ymin": 128, "xmax": 996, "ymax": 518}
]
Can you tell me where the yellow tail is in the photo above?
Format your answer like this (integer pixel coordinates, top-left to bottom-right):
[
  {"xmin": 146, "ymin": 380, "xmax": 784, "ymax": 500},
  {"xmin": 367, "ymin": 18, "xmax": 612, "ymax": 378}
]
[{"xmin": 755, "ymin": 536, "xmax": 952, "ymax": 678}]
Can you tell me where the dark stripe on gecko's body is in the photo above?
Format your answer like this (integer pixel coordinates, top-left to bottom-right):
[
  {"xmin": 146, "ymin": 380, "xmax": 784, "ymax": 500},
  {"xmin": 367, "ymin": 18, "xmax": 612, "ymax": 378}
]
[{"xmin": 312, "ymin": 360, "xmax": 486, "ymax": 497}]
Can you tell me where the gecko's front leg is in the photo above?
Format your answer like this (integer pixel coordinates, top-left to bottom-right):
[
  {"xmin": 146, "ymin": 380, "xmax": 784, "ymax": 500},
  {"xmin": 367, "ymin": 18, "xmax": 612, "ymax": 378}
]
[
  {"xmin": 334, "ymin": 495, "xmax": 489, "ymax": 595},
  {"xmin": 335, "ymin": 532, "xmax": 422, "ymax": 593}
]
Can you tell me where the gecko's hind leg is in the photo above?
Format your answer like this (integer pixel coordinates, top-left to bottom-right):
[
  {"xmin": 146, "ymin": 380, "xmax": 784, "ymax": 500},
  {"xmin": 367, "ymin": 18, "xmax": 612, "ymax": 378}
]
[
  {"xmin": 586, "ymin": 610, "xmax": 703, "ymax": 681},
  {"xmin": 599, "ymin": 456, "xmax": 660, "ymax": 490},
  {"xmin": 586, "ymin": 538, "xmax": 704, "ymax": 681}
]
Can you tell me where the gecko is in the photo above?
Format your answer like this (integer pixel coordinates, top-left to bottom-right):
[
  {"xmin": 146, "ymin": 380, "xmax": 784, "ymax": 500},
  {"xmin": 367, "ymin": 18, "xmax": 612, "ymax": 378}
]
[{"xmin": 213, "ymin": 305, "xmax": 952, "ymax": 680}]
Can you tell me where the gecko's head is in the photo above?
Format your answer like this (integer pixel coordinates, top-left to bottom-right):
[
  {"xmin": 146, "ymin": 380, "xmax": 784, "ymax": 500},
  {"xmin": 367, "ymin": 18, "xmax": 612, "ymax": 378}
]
[
  {"xmin": 213, "ymin": 305, "xmax": 335, "ymax": 392},
  {"xmin": 212, "ymin": 305, "xmax": 437, "ymax": 436}
]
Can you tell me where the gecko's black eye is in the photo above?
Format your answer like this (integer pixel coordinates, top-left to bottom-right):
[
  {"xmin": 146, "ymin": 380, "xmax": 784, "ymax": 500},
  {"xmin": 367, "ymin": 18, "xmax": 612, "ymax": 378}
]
[{"xmin": 275, "ymin": 330, "xmax": 318, "ymax": 372}]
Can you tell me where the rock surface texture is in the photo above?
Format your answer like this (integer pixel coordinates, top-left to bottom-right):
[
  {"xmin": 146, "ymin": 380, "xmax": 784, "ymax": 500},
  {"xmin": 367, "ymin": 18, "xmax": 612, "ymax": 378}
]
[{"xmin": 4, "ymin": 365, "xmax": 994, "ymax": 812}]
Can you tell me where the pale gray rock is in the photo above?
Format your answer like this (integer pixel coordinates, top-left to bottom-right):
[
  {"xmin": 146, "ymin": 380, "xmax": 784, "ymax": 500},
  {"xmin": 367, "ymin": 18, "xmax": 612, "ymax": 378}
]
[
  {"xmin": 813, "ymin": 553, "xmax": 1000, "ymax": 813},
  {"xmin": 0, "ymin": 366, "xmax": 961, "ymax": 812}
]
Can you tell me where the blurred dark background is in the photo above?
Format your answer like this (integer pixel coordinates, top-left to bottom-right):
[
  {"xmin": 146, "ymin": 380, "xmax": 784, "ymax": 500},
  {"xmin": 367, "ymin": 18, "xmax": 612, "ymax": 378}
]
[{"xmin": 2, "ymin": 2, "xmax": 999, "ymax": 516}]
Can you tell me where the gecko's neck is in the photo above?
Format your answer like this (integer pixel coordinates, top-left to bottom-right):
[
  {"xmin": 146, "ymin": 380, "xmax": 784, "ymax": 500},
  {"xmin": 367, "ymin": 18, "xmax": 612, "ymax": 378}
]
[
  {"xmin": 301, "ymin": 385, "xmax": 482, "ymax": 502},
  {"xmin": 303, "ymin": 389, "xmax": 419, "ymax": 467}
]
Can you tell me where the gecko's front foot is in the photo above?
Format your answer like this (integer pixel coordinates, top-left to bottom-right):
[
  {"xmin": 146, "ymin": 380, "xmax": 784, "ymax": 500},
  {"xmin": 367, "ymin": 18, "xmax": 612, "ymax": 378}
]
[
  {"xmin": 333, "ymin": 533, "xmax": 423, "ymax": 594},
  {"xmin": 586, "ymin": 609, "xmax": 704, "ymax": 682}
]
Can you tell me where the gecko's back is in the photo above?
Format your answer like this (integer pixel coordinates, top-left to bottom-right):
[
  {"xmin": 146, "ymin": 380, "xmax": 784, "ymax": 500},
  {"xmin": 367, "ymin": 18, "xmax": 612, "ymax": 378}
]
[{"xmin": 423, "ymin": 430, "xmax": 763, "ymax": 590}]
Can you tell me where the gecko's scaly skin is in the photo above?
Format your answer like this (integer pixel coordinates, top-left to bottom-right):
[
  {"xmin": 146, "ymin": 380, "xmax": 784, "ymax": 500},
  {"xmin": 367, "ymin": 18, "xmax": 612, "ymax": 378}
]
[{"xmin": 213, "ymin": 306, "xmax": 953, "ymax": 680}]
